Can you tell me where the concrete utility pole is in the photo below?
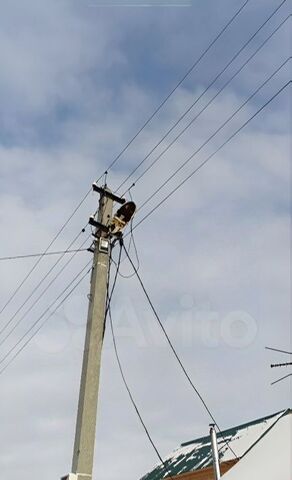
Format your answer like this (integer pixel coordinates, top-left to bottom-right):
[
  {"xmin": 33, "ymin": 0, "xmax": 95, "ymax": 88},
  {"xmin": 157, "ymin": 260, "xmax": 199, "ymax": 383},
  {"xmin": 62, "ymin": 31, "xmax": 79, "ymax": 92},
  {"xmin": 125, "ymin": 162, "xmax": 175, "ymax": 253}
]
[
  {"xmin": 62, "ymin": 184, "xmax": 135, "ymax": 480},
  {"xmin": 71, "ymin": 189, "xmax": 112, "ymax": 480},
  {"xmin": 62, "ymin": 187, "xmax": 119, "ymax": 480}
]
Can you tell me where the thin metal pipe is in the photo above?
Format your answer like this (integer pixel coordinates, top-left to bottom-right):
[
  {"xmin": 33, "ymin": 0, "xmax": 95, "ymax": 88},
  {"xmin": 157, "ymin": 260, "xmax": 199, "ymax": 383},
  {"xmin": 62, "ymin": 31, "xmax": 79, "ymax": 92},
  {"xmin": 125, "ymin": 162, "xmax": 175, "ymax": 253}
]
[{"xmin": 210, "ymin": 425, "xmax": 221, "ymax": 480}]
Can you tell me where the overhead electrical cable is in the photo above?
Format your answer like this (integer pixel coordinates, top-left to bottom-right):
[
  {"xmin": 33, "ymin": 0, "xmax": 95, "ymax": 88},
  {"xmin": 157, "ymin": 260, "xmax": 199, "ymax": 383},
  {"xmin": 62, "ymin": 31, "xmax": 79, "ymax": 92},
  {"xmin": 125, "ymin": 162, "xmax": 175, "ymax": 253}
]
[
  {"xmin": 108, "ymin": 308, "xmax": 173, "ymax": 477},
  {"xmin": 106, "ymin": 0, "xmax": 250, "ymax": 180},
  {"xmin": 112, "ymin": 221, "xmax": 140, "ymax": 279},
  {"xmin": 4, "ymin": 13, "xmax": 283, "ymax": 369},
  {"xmin": 271, "ymin": 373, "xmax": 292, "ymax": 385},
  {"xmin": 118, "ymin": 191, "xmax": 140, "ymax": 277},
  {"xmin": 121, "ymin": 13, "xmax": 291, "ymax": 196},
  {"xmin": 265, "ymin": 346, "xmax": 292, "ymax": 355},
  {"xmin": 127, "ymin": 219, "xmax": 140, "ymax": 273},
  {"xmin": 106, "ymin": 245, "xmax": 174, "ymax": 479},
  {"xmin": 0, "ymin": 234, "xmax": 91, "ymax": 346},
  {"xmin": 0, "ymin": 230, "xmax": 89, "ymax": 335},
  {"xmin": 0, "ymin": 261, "xmax": 92, "ymax": 375},
  {"xmin": 104, "ymin": 243, "xmax": 122, "ymax": 328},
  {"xmin": 136, "ymin": 58, "xmax": 290, "ymax": 214},
  {"xmin": 0, "ymin": 208, "xmax": 89, "ymax": 317},
  {"xmin": 131, "ymin": 80, "xmax": 291, "ymax": 233},
  {"xmin": 0, "ymin": 249, "xmax": 88, "ymax": 262},
  {"xmin": 116, "ymin": 0, "xmax": 288, "ymax": 194},
  {"xmin": 122, "ymin": 242, "xmax": 238, "ymax": 459},
  {"xmin": 0, "ymin": 0, "xmax": 251, "ymax": 312}
]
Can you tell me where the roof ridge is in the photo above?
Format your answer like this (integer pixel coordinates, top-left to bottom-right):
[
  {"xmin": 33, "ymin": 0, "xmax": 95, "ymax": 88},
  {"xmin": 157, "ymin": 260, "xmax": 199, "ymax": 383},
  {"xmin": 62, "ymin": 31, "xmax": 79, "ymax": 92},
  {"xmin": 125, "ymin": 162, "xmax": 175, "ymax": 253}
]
[
  {"xmin": 180, "ymin": 408, "xmax": 288, "ymax": 447},
  {"xmin": 239, "ymin": 407, "xmax": 292, "ymax": 460},
  {"xmin": 141, "ymin": 409, "xmax": 291, "ymax": 480}
]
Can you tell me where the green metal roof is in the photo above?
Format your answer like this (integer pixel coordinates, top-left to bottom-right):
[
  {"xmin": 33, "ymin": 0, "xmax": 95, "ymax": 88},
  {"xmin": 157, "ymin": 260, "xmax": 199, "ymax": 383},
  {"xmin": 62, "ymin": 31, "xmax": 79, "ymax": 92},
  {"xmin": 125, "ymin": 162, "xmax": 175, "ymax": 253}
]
[{"xmin": 140, "ymin": 409, "xmax": 291, "ymax": 480}]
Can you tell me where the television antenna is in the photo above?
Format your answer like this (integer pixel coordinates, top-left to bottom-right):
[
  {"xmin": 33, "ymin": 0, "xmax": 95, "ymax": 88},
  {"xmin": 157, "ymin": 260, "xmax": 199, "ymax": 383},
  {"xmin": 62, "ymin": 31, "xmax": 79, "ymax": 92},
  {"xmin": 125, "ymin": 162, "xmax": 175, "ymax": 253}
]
[{"xmin": 265, "ymin": 346, "xmax": 292, "ymax": 386}]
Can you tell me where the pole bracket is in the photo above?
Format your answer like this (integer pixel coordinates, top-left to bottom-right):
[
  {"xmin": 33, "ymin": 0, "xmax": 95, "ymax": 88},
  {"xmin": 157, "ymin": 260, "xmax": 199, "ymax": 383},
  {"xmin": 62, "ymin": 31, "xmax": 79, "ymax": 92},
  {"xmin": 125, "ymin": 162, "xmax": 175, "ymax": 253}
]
[
  {"xmin": 89, "ymin": 216, "xmax": 109, "ymax": 234},
  {"xmin": 92, "ymin": 183, "xmax": 126, "ymax": 205}
]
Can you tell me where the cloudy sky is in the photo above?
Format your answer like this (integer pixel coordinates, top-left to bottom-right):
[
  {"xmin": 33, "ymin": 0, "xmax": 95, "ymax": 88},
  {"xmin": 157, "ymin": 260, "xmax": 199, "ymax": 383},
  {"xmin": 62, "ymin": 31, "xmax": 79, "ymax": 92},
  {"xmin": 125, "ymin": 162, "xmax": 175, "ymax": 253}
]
[{"xmin": 0, "ymin": 0, "xmax": 291, "ymax": 479}]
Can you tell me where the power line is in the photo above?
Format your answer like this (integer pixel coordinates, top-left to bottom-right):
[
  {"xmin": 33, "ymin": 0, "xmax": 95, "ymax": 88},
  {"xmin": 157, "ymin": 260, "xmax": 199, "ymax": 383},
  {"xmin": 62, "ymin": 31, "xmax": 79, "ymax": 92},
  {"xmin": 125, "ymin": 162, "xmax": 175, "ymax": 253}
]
[
  {"xmin": 0, "ymin": 261, "xmax": 92, "ymax": 375},
  {"xmin": 126, "ymin": 190, "xmax": 140, "ymax": 274},
  {"xmin": 0, "ymin": 230, "xmax": 89, "ymax": 335},
  {"xmin": 112, "ymin": 220, "xmax": 140, "ymax": 279},
  {"xmin": 108, "ymin": 309, "xmax": 174, "ymax": 479},
  {"xmin": 122, "ymin": 241, "xmax": 238, "ymax": 460},
  {"xmin": 104, "ymin": 242, "xmax": 122, "ymax": 326},
  {"xmin": 116, "ymin": 193, "xmax": 140, "ymax": 278},
  {"xmin": 137, "ymin": 58, "xmax": 290, "ymax": 214},
  {"xmin": 0, "ymin": 1, "xmax": 251, "ymax": 313},
  {"xmin": 122, "ymin": 13, "xmax": 291, "ymax": 197},
  {"xmin": 0, "ymin": 201, "xmax": 90, "ymax": 317},
  {"xmin": 108, "ymin": 0, "xmax": 250, "ymax": 183},
  {"xmin": 0, "ymin": 234, "xmax": 91, "ymax": 347},
  {"xmin": 116, "ymin": 0, "xmax": 288, "ymax": 194},
  {"xmin": 265, "ymin": 346, "xmax": 292, "ymax": 355},
  {"xmin": 107, "ymin": 244, "xmax": 174, "ymax": 479},
  {"xmin": 0, "ymin": 248, "xmax": 88, "ymax": 261},
  {"xmin": 132, "ymin": 80, "xmax": 291, "ymax": 233},
  {"xmin": 271, "ymin": 373, "xmax": 292, "ymax": 385},
  {"xmin": 128, "ymin": 219, "xmax": 140, "ymax": 273}
]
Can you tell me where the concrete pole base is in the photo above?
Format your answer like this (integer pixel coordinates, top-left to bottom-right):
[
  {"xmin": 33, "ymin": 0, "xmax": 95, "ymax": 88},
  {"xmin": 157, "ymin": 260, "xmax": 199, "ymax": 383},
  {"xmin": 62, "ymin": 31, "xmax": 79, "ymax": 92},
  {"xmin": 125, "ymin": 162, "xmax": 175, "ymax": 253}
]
[{"xmin": 61, "ymin": 474, "xmax": 91, "ymax": 480}]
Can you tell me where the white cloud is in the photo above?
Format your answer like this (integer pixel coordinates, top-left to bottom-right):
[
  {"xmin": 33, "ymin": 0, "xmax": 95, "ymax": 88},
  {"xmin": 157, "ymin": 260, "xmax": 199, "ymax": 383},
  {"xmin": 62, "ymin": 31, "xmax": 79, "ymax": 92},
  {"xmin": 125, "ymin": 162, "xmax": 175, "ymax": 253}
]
[{"xmin": 0, "ymin": 1, "xmax": 290, "ymax": 479}]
